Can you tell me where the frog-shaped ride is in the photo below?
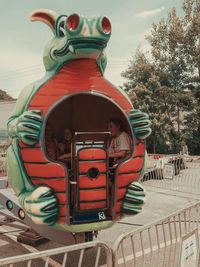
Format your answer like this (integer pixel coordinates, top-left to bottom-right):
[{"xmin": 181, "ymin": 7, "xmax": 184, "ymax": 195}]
[{"xmin": 6, "ymin": 10, "xmax": 151, "ymax": 242}]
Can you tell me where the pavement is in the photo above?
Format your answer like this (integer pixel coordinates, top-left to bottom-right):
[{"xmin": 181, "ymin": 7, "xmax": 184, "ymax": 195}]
[{"xmin": 0, "ymin": 167, "xmax": 199, "ymax": 266}]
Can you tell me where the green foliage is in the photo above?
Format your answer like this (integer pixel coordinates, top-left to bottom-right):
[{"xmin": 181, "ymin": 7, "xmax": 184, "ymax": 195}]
[{"xmin": 122, "ymin": 0, "xmax": 200, "ymax": 154}]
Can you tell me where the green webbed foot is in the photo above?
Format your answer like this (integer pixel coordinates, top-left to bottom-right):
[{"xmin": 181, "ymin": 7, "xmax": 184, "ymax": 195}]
[
  {"xmin": 19, "ymin": 186, "xmax": 58, "ymax": 226},
  {"xmin": 16, "ymin": 110, "xmax": 43, "ymax": 145},
  {"xmin": 129, "ymin": 109, "xmax": 151, "ymax": 139},
  {"xmin": 122, "ymin": 182, "xmax": 146, "ymax": 215}
]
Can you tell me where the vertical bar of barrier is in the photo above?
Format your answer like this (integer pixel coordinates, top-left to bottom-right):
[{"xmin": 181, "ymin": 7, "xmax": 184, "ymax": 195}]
[
  {"xmin": 188, "ymin": 208, "xmax": 191, "ymax": 232},
  {"xmin": 194, "ymin": 205, "xmax": 197, "ymax": 230},
  {"xmin": 184, "ymin": 211, "xmax": 187, "ymax": 235},
  {"xmin": 148, "ymin": 227, "xmax": 154, "ymax": 267},
  {"xmin": 140, "ymin": 231, "xmax": 145, "ymax": 267},
  {"xmin": 173, "ymin": 216, "xmax": 177, "ymax": 242},
  {"xmin": 94, "ymin": 247, "xmax": 101, "ymax": 267},
  {"xmin": 155, "ymin": 224, "xmax": 161, "ymax": 267},
  {"xmin": 168, "ymin": 219, "xmax": 172, "ymax": 245},
  {"xmin": 121, "ymin": 241, "xmax": 127, "ymax": 267},
  {"xmin": 130, "ymin": 236, "xmax": 136, "ymax": 266},
  {"xmin": 62, "ymin": 253, "xmax": 68, "ymax": 267},
  {"xmin": 161, "ymin": 221, "xmax": 167, "ymax": 267},
  {"xmin": 148, "ymin": 228, "xmax": 153, "ymax": 255},
  {"xmin": 167, "ymin": 218, "xmax": 173, "ymax": 267},
  {"xmin": 154, "ymin": 169, "xmax": 157, "ymax": 180},
  {"xmin": 178, "ymin": 213, "xmax": 182, "ymax": 238},
  {"xmin": 156, "ymin": 224, "xmax": 161, "ymax": 250},
  {"xmin": 44, "ymin": 257, "xmax": 49, "ymax": 267},
  {"xmin": 162, "ymin": 222, "xmax": 167, "ymax": 247},
  {"xmin": 196, "ymin": 204, "xmax": 200, "ymax": 228},
  {"xmin": 172, "ymin": 215, "xmax": 178, "ymax": 266},
  {"xmin": 78, "ymin": 249, "xmax": 84, "ymax": 267}
]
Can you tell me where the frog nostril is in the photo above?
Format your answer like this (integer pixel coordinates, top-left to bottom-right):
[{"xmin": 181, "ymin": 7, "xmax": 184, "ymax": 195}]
[
  {"xmin": 101, "ymin": 17, "xmax": 111, "ymax": 35},
  {"xmin": 66, "ymin": 14, "xmax": 80, "ymax": 31}
]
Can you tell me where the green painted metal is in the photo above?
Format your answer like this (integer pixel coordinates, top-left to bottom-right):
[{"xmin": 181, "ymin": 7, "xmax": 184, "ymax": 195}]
[
  {"xmin": 122, "ymin": 181, "xmax": 146, "ymax": 214},
  {"xmin": 128, "ymin": 109, "xmax": 152, "ymax": 140}
]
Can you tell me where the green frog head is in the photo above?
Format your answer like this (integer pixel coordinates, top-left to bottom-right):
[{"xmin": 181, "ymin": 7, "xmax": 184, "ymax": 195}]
[{"xmin": 31, "ymin": 9, "xmax": 111, "ymax": 73}]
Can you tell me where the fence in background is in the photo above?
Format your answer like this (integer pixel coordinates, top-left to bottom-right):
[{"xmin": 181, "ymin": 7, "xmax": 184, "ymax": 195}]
[
  {"xmin": 0, "ymin": 155, "xmax": 6, "ymax": 177},
  {"xmin": 143, "ymin": 157, "xmax": 200, "ymax": 195}
]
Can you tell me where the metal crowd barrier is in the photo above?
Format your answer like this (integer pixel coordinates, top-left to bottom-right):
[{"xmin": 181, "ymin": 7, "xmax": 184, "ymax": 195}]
[
  {"xmin": 113, "ymin": 201, "xmax": 200, "ymax": 267},
  {"xmin": 0, "ymin": 240, "xmax": 113, "ymax": 267},
  {"xmin": 142, "ymin": 157, "xmax": 200, "ymax": 195},
  {"xmin": 0, "ymin": 160, "xmax": 6, "ymax": 177}
]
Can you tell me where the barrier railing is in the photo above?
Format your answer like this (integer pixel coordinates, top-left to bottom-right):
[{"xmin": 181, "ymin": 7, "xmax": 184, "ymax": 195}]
[
  {"xmin": 0, "ymin": 240, "xmax": 113, "ymax": 267},
  {"xmin": 143, "ymin": 158, "xmax": 200, "ymax": 195},
  {"xmin": 0, "ymin": 160, "xmax": 6, "ymax": 177},
  {"xmin": 113, "ymin": 201, "xmax": 200, "ymax": 267}
]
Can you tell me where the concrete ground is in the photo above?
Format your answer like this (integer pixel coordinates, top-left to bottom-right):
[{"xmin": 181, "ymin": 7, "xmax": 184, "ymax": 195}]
[{"xmin": 0, "ymin": 166, "xmax": 200, "ymax": 266}]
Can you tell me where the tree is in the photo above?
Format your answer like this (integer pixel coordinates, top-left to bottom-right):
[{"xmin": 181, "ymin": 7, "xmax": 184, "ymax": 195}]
[
  {"xmin": 122, "ymin": 51, "xmax": 177, "ymax": 153},
  {"xmin": 122, "ymin": 1, "xmax": 200, "ymax": 154},
  {"xmin": 147, "ymin": 7, "xmax": 193, "ymax": 137},
  {"xmin": 181, "ymin": 0, "xmax": 200, "ymax": 154},
  {"xmin": 182, "ymin": 0, "xmax": 200, "ymax": 76}
]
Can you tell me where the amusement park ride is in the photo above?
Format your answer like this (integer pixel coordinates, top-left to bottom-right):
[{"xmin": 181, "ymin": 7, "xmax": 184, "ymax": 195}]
[{"xmin": 0, "ymin": 9, "xmax": 151, "ymax": 245}]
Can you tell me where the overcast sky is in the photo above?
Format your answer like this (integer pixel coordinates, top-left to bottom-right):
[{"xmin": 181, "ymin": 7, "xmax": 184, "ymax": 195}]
[{"xmin": 0, "ymin": 0, "xmax": 183, "ymax": 98}]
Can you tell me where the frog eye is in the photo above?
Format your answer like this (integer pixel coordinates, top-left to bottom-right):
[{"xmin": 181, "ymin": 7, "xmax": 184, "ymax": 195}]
[
  {"xmin": 66, "ymin": 14, "xmax": 81, "ymax": 32},
  {"xmin": 58, "ymin": 21, "xmax": 67, "ymax": 36},
  {"xmin": 56, "ymin": 15, "xmax": 67, "ymax": 37},
  {"xmin": 98, "ymin": 17, "xmax": 111, "ymax": 35}
]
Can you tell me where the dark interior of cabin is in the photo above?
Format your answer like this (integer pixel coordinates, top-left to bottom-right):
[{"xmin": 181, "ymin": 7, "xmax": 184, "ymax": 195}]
[
  {"xmin": 44, "ymin": 93, "xmax": 132, "ymax": 162},
  {"xmin": 46, "ymin": 93, "xmax": 131, "ymax": 139}
]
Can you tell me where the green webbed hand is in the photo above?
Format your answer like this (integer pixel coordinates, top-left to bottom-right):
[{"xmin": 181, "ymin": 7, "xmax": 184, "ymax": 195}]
[
  {"xmin": 7, "ymin": 132, "xmax": 58, "ymax": 226},
  {"xmin": 129, "ymin": 109, "xmax": 151, "ymax": 140},
  {"xmin": 122, "ymin": 182, "xmax": 146, "ymax": 215},
  {"xmin": 19, "ymin": 186, "xmax": 58, "ymax": 226},
  {"xmin": 16, "ymin": 110, "xmax": 43, "ymax": 145}
]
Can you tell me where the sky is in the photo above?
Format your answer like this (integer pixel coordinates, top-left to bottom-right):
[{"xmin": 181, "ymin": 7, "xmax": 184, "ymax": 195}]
[{"xmin": 0, "ymin": 0, "xmax": 184, "ymax": 98}]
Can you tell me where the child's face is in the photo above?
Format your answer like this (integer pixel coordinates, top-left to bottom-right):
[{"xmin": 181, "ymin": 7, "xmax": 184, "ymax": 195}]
[
  {"xmin": 64, "ymin": 128, "xmax": 72, "ymax": 141},
  {"xmin": 108, "ymin": 122, "xmax": 120, "ymax": 137}
]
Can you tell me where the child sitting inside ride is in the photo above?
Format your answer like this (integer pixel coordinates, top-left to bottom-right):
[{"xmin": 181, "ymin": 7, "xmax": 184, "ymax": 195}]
[
  {"xmin": 45, "ymin": 124, "xmax": 58, "ymax": 161},
  {"xmin": 57, "ymin": 128, "xmax": 73, "ymax": 162},
  {"xmin": 108, "ymin": 118, "xmax": 132, "ymax": 166}
]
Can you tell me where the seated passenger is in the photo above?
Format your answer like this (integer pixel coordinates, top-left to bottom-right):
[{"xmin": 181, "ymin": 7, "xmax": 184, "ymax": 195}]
[
  {"xmin": 57, "ymin": 127, "xmax": 73, "ymax": 161},
  {"xmin": 108, "ymin": 118, "xmax": 132, "ymax": 165},
  {"xmin": 45, "ymin": 124, "xmax": 58, "ymax": 160}
]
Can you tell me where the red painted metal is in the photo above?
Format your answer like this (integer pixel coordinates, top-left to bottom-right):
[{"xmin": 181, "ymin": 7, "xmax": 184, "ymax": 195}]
[{"xmin": 78, "ymin": 148, "xmax": 106, "ymax": 160}]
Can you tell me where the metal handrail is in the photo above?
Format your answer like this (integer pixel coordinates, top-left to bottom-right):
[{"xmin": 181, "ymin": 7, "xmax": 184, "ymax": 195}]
[{"xmin": 0, "ymin": 241, "xmax": 113, "ymax": 266}]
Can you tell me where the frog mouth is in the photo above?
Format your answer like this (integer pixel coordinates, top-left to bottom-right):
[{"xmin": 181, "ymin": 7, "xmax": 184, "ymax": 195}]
[{"xmin": 54, "ymin": 38, "xmax": 107, "ymax": 57}]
